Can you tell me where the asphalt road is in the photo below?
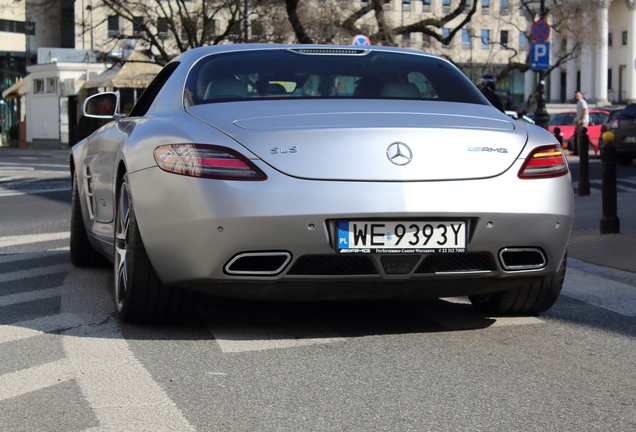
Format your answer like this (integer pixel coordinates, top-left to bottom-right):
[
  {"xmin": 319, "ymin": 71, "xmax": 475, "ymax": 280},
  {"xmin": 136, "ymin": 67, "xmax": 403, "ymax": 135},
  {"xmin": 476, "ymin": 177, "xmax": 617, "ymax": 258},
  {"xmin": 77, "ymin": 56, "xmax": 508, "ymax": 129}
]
[{"xmin": 1, "ymin": 148, "xmax": 636, "ymax": 431}]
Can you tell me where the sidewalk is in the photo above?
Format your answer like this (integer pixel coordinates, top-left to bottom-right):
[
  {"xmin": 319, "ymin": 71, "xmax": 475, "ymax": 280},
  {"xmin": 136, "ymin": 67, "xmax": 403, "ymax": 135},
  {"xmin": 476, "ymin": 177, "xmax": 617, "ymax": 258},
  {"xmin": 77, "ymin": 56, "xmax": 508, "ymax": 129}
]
[{"xmin": 569, "ymin": 190, "xmax": 636, "ymax": 273}]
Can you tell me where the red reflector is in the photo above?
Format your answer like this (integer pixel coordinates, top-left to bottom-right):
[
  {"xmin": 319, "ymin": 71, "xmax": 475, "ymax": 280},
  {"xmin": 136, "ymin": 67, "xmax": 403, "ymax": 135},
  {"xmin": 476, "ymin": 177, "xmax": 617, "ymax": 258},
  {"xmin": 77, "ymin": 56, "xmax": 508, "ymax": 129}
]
[
  {"xmin": 518, "ymin": 145, "xmax": 569, "ymax": 179},
  {"xmin": 154, "ymin": 144, "xmax": 267, "ymax": 180}
]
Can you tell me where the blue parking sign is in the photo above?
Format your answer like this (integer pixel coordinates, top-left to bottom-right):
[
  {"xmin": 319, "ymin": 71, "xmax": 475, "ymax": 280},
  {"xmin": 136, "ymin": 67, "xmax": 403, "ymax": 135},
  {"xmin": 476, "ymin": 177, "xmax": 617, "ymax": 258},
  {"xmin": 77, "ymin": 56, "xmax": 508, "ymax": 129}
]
[{"xmin": 530, "ymin": 42, "xmax": 550, "ymax": 70}]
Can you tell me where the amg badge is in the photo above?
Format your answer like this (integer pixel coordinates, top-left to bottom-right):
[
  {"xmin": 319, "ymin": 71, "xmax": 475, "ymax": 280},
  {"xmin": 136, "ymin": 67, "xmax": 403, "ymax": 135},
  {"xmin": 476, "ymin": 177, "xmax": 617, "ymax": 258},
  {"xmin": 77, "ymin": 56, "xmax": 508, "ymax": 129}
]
[{"xmin": 468, "ymin": 147, "xmax": 508, "ymax": 153}]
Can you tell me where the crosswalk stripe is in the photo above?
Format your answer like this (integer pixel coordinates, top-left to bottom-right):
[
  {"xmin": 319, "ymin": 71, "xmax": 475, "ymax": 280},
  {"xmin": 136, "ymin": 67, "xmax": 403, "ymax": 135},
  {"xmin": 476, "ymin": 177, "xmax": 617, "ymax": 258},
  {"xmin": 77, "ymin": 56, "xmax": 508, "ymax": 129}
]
[
  {"xmin": 0, "ymin": 287, "xmax": 62, "ymax": 307},
  {"xmin": 0, "ymin": 262, "xmax": 72, "ymax": 284},
  {"xmin": 210, "ymin": 324, "xmax": 347, "ymax": 353},
  {"xmin": 0, "ymin": 313, "xmax": 84, "ymax": 345},
  {"xmin": 563, "ymin": 265, "xmax": 636, "ymax": 316},
  {"xmin": 0, "ymin": 232, "xmax": 70, "ymax": 248},
  {"xmin": 0, "ymin": 248, "xmax": 68, "ymax": 264},
  {"xmin": 0, "ymin": 358, "xmax": 75, "ymax": 401}
]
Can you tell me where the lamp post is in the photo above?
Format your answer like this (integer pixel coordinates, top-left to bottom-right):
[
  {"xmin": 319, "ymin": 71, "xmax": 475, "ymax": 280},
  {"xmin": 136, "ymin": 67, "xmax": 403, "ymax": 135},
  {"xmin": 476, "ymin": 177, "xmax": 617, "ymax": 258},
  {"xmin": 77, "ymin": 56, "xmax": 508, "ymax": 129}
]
[{"xmin": 243, "ymin": 0, "xmax": 249, "ymax": 42}]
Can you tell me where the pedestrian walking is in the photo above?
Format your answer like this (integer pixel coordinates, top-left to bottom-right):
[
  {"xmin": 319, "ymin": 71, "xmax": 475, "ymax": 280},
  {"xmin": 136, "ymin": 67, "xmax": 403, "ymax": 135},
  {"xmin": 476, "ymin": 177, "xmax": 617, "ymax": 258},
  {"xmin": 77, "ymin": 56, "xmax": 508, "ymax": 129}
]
[{"xmin": 479, "ymin": 74, "xmax": 505, "ymax": 113}]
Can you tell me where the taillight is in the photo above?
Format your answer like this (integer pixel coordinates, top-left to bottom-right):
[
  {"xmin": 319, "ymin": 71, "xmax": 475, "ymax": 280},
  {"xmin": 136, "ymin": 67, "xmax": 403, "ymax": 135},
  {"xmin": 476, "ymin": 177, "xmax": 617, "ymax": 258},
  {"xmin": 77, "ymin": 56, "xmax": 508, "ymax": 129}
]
[
  {"xmin": 154, "ymin": 144, "xmax": 267, "ymax": 180},
  {"xmin": 518, "ymin": 145, "xmax": 569, "ymax": 179}
]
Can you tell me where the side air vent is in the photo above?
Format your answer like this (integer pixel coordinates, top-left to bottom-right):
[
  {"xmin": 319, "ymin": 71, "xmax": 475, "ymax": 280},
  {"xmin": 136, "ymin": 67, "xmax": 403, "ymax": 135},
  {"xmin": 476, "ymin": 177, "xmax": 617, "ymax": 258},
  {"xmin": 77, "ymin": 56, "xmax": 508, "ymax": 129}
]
[
  {"xmin": 499, "ymin": 248, "xmax": 547, "ymax": 271},
  {"xmin": 290, "ymin": 48, "xmax": 368, "ymax": 55},
  {"xmin": 224, "ymin": 252, "xmax": 291, "ymax": 276}
]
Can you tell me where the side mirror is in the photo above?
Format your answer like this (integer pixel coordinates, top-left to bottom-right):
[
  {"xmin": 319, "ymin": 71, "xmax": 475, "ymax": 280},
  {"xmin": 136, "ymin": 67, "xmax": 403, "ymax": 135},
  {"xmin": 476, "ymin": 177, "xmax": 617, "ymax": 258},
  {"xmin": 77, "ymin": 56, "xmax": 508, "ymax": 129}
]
[{"xmin": 83, "ymin": 92, "xmax": 119, "ymax": 119}]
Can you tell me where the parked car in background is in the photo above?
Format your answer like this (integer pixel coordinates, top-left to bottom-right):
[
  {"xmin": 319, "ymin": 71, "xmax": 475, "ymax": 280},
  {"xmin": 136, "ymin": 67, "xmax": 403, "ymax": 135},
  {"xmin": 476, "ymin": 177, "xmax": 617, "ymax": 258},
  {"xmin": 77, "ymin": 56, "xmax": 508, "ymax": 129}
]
[
  {"xmin": 601, "ymin": 104, "xmax": 636, "ymax": 165},
  {"xmin": 548, "ymin": 110, "xmax": 610, "ymax": 155}
]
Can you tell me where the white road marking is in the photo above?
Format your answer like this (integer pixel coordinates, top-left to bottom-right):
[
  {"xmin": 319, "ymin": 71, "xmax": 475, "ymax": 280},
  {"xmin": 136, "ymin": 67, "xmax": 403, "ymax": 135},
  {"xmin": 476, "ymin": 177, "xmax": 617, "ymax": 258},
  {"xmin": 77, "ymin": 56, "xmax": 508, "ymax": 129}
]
[
  {"xmin": 0, "ymin": 231, "xmax": 70, "ymax": 248},
  {"xmin": 210, "ymin": 324, "xmax": 347, "ymax": 353},
  {"xmin": 0, "ymin": 287, "xmax": 62, "ymax": 307},
  {"xmin": 0, "ymin": 168, "xmax": 68, "ymax": 176},
  {"xmin": 60, "ymin": 268, "xmax": 197, "ymax": 431},
  {"xmin": 0, "ymin": 247, "xmax": 68, "ymax": 264},
  {"xmin": 0, "ymin": 262, "xmax": 72, "ymax": 284},
  {"xmin": 0, "ymin": 358, "xmax": 75, "ymax": 401},
  {"xmin": 0, "ymin": 313, "xmax": 84, "ymax": 345},
  {"xmin": 488, "ymin": 316, "xmax": 545, "ymax": 327},
  {"xmin": 563, "ymin": 263, "xmax": 636, "ymax": 317}
]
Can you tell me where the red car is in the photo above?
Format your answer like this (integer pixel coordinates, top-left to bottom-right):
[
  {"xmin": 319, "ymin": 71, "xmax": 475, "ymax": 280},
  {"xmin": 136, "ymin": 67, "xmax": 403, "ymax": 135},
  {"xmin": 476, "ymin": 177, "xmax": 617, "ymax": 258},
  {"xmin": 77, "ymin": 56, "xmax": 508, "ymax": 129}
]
[{"xmin": 548, "ymin": 110, "xmax": 609, "ymax": 155}]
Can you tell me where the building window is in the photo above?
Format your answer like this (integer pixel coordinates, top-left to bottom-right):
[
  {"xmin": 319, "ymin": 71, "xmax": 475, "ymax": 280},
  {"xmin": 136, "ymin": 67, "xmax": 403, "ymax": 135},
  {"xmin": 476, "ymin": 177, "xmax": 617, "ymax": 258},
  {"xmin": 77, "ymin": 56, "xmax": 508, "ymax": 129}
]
[
  {"xmin": 481, "ymin": 29, "xmax": 490, "ymax": 49},
  {"xmin": 157, "ymin": 17, "xmax": 169, "ymax": 37},
  {"xmin": 46, "ymin": 77, "xmax": 57, "ymax": 93},
  {"xmin": 519, "ymin": 31, "xmax": 527, "ymax": 50},
  {"xmin": 107, "ymin": 15, "xmax": 120, "ymax": 38},
  {"xmin": 608, "ymin": 32, "xmax": 612, "ymax": 47},
  {"xmin": 402, "ymin": 32, "xmax": 411, "ymax": 47},
  {"xmin": 608, "ymin": 68, "xmax": 612, "ymax": 90},
  {"xmin": 482, "ymin": 0, "xmax": 490, "ymax": 14},
  {"xmin": 132, "ymin": 16, "xmax": 145, "ymax": 36},
  {"xmin": 500, "ymin": 30, "xmax": 509, "ymax": 46},
  {"xmin": 622, "ymin": 30, "xmax": 627, "ymax": 45},
  {"xmin": 402, "ymin": 0, "xmax": 411, "ymax": 11},
  {"xmin": 422, "ymin": 0, "xmax": 431, "ymax": 11},
  {"xmin": 500, "ymin": 0, "xmax": 509, "ymax": 15},
  {"xmin": 34, "ymin": 79, "xmax": 44, "ymax": 94},
  {"xmin": 229, "ymin": 21, "xmax": 241, "ymax": 40},
  {"xmin": 181, "ymin": 17, "xmax": 195, "ymax": 40},
  {"xmin": 462, "ymin": 29, "xmax": 471, "ymax": 49},
  {"xmin": 442, "ymin": 0, "xmax": 451, "ymax": 13},
  {"xmin": 442, "ymin": 28, "xmax": 450, "ymax": 47}
]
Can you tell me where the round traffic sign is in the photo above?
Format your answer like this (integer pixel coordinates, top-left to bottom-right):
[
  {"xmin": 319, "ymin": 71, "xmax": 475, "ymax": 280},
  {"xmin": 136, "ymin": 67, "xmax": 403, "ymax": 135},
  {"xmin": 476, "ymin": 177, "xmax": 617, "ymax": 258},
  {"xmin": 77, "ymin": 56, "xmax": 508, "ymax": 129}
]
[
  {"xmin": 352, "ymin": 35, "xmax": 371, "ymax": 46},
  {"xmin": 531, "ymin": 20, "xmax": 550, "ymax": 42}
]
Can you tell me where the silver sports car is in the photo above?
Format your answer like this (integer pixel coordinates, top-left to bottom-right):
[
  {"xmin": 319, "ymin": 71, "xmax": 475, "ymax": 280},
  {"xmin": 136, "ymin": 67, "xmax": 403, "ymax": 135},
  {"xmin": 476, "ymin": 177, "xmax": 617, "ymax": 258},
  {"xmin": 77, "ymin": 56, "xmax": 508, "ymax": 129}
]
[{"xmin": 71, "ymin": 44, "xmax": 573, "ymax": 324}]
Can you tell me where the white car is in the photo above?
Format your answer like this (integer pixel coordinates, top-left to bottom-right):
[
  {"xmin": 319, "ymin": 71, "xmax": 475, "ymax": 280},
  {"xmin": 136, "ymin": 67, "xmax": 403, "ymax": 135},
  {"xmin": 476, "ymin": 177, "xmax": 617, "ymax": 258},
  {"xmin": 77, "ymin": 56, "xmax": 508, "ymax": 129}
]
[{"xmin": 71, "ymin": 44, "xmax": 573, "ymax": 323}]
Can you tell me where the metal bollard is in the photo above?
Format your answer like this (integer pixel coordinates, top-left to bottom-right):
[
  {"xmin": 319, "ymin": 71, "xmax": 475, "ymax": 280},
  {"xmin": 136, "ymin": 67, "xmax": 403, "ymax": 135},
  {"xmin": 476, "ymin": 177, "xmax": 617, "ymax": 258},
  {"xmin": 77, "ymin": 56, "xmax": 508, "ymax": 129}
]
[
  {"xmin": 600, "ymin": 131, "xmax": 620, "ymax": 234},
  {"xmin": 553, "ymin": 127, "xmax": 563, "ymax": 146},
  {"xmin": 578, "ymin": 127, "xmax": 590, "ymax": 196}
]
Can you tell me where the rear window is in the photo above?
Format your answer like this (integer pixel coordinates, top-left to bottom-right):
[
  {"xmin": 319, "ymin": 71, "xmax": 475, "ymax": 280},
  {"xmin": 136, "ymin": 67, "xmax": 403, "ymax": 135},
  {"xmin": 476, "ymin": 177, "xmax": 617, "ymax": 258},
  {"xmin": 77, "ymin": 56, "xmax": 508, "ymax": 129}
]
[
  {"xmin": 549, "ymin": 112, "xmax": 576, "ymax": 126},
  {"xmin": 184, "ymin": 49, "xmax": 487, "ymax": 106}
]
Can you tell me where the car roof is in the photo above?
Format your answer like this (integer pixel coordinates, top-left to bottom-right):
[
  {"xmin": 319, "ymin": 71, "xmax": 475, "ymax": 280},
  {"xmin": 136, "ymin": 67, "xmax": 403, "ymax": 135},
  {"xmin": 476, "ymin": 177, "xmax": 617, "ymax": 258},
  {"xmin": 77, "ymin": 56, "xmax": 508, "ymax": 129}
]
[{"xmin": 170, "ymin": 43, "xmax": 448, "ymax": 67}]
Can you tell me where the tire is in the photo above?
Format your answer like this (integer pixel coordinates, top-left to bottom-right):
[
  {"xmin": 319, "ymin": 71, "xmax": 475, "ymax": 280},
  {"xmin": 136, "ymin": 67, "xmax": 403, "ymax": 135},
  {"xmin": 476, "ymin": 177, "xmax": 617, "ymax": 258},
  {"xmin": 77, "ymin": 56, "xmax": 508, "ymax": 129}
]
[
  {"xmin": 114, "ymin": 175, "xmax": 199, "ymax": 324},
  {"xmin": 70, "ymin": 175, "xmax": 109, "ymax": 267},
  {"xmin": 469, "ymin": 253, "xmax": 567, "ymax": 316},
  {"xmin": 616, "ymin": 155, "xmax": 634, "ymax": 166}
]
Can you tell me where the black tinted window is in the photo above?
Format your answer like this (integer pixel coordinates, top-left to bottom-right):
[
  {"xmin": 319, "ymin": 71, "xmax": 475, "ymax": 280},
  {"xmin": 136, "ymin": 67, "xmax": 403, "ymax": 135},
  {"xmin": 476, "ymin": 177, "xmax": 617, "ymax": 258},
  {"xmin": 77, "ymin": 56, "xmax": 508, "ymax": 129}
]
[
  {"xmin": 619, "ymin": 104, "xmax": 636, "ymax": 119},
  {"xmin": 184, "ymin": 49, "xmax": 487, "ymax": 106},
  {"xmin": 129, "ymin": 62, "xmax": 180, "ymax": 117}
]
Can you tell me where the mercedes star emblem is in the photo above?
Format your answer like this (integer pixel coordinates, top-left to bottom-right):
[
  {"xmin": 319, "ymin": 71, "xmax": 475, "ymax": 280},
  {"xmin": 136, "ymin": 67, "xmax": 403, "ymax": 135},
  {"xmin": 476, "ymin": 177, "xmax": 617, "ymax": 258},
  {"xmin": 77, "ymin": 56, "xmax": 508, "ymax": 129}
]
[{"xmin": 386, "ymin": 142, "xmax": 413, "ymax": 166}]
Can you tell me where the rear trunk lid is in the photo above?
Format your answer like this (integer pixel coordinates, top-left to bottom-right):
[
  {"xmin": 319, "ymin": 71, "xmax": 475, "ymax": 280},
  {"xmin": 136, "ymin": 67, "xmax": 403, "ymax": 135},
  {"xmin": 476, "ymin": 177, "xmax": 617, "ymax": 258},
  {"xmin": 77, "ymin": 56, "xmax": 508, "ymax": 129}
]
[{"xmin": 186, "ymin": 100, "xmax": 528, "ymax": 181}]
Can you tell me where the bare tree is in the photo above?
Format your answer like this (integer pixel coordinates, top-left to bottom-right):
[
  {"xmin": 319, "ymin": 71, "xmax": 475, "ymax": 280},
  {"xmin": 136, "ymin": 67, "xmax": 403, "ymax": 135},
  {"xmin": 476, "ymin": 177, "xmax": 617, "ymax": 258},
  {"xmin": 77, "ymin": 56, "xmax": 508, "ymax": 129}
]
[
  {"xmin": 78, "ymin": 0, "xmax": 245, "ymax": 63},
  {"xmin": 284, "ymin": 0, "xmax": 477, "ymax": 46}
]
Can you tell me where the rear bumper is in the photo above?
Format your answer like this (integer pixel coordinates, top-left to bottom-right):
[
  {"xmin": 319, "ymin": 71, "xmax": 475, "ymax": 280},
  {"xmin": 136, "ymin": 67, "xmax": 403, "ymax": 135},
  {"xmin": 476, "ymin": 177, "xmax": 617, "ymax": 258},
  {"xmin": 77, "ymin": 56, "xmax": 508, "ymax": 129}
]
[{"xmin": 128, "ymin": 162, "xmax": 573, "ymax": 300}]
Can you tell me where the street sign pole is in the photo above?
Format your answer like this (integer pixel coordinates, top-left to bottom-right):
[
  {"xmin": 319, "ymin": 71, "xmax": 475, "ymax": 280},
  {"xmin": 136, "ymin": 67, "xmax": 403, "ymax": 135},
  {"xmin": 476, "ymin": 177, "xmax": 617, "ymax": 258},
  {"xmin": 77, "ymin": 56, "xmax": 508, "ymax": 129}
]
[{"xmin": 533, "ymin": 0, "xmax": 550, "ymax": 130}]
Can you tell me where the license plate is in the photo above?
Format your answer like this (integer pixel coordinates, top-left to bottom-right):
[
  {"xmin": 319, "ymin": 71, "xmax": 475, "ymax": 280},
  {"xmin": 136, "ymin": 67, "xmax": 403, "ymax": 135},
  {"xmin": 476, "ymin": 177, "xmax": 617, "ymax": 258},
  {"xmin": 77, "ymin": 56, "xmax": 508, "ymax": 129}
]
[
  {"xmin": 624, "ymin": 136, "xmax": 636, "ymax": 143},
  {"xmin": 337, "ymin": 221, "xmax": 466, "ymax": 254}
]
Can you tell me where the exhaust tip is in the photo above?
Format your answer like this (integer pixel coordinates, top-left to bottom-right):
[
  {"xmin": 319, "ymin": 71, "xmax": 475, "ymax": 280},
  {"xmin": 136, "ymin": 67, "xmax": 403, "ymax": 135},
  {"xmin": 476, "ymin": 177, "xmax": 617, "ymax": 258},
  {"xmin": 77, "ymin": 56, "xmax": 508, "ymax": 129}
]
[
  {"xmin": 225, "ymin": 252, "xmax": 292, "ymax": 276},
  {"xmin": 499, "ymin": 248, "xmax": 547, "ymax": 271}
]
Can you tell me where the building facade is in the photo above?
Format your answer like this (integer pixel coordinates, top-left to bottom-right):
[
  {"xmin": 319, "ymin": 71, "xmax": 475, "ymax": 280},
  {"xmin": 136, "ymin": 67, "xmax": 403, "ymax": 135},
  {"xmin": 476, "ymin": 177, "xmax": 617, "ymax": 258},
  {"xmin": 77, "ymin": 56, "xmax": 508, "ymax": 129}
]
[{"xmin": 4, "ymin": 0, "xmax": 636, "ymax": 145}]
